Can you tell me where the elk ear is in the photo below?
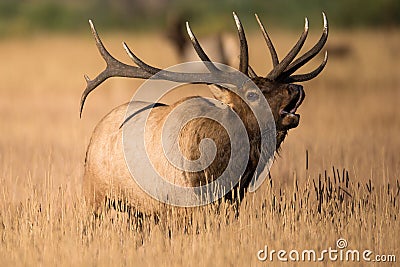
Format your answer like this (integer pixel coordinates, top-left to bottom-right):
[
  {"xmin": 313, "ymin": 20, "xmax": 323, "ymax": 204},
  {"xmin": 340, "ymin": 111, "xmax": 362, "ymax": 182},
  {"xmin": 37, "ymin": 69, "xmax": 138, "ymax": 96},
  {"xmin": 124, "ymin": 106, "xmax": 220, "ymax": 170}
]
[{"xmin": 208, "ymin": 85, "xmax": 234, "ymax": 106}]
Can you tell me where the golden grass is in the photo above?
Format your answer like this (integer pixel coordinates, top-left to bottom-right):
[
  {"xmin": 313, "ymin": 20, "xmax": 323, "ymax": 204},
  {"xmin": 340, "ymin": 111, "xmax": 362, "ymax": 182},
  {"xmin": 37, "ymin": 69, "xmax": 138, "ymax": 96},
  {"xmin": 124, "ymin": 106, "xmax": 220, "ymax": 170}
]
[{"xmin": 0, "ymin": 28, "xmax": 399, "ymax": 266}]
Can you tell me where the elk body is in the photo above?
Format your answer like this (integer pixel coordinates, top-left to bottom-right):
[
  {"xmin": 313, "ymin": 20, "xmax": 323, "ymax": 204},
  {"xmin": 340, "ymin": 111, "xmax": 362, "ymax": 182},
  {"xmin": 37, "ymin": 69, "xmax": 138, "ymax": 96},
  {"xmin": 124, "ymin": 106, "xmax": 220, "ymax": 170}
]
[{"xmin": 81, "ymin": 13, "xmax": 328, "ymax": 214}]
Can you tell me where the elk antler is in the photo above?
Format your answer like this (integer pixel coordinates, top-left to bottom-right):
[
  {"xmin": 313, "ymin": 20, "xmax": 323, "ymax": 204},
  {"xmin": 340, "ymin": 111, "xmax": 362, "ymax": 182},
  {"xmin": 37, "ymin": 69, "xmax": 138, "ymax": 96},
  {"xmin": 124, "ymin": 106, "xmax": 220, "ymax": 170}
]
[
  {"xmin": 185, "ymin": 21, "xmax": 220, "ymax": 73},
  {"xmin": 255, "ymin": 14, "xmax": 279, "ymax": 68},
  {"xmin": 282, "ymin": 13, "xmax": 328, "ymax": 78},
  {"xmin": 80, "ymin": 13, "xmax": 250, "ymax": 117},
  {"xmin": 186, "ymin": 15, "xmax": 257, "ymax": 78},
  {"xmin": 256, "ymin": 12, "xmax": 328, "ymax": 83},
  {"xmin": 80, "ymin": 13, "xmax": 328, "ymax": 116},
  {"xmin": 266, "ymin": 17, "xmax": 309, "ymax": 81},
  {"xmin": 233, "ymin": 12, "xmax": 249, "ymax": 76},
  {"xmin": 80, "ymin": 20, "xmax": 152, "ymax": 116}
]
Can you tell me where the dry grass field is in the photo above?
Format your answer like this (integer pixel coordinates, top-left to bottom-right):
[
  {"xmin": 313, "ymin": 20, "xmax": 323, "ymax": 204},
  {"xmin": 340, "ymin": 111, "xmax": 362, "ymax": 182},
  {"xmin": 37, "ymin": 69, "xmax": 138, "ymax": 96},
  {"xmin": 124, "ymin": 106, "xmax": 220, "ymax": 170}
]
[{"xmin": 0, "ymin": 26, "xmax": 399, "ymax": 266}]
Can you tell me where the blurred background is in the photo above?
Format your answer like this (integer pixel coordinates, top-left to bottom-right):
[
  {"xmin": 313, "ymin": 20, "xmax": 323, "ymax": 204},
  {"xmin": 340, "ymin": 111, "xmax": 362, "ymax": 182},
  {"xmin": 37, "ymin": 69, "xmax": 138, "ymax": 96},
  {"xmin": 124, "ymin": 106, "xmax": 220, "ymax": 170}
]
[{"xmin": 0, "ymin": 0, "xmax": 399, "ymax": 37}]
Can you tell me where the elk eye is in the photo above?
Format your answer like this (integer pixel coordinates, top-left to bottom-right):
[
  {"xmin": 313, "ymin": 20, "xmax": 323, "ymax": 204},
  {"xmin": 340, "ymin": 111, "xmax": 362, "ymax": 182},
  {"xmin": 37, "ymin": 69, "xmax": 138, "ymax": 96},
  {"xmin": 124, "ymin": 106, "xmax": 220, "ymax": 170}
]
[{"xmin": 246, "ymin": 92, "xmax": 259, "ymax": 102}]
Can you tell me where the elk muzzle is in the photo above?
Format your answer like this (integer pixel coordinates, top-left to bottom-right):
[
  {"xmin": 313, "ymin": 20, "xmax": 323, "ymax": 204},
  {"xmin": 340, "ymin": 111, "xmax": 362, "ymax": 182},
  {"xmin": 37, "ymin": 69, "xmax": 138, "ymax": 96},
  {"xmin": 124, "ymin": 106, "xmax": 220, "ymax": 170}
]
[{"xmin": 279, "ymin": 84, "xmax": 305, "ymax": 130}]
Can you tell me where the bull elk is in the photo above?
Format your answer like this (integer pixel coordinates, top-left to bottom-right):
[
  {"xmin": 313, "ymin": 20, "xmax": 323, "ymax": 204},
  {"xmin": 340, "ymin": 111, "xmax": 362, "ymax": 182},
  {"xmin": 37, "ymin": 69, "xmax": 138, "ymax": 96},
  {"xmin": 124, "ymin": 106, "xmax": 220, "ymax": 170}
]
[{"xmin": 81, "ymin": 12, "xmax": 328, "ymax": 214}]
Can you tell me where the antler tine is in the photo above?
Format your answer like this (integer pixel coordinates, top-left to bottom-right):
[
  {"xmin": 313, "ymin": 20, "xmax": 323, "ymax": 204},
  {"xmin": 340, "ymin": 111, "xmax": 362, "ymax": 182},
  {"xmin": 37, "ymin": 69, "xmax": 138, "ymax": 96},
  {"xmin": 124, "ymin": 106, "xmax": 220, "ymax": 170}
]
[
  {"xmin": 185, "ymin": 22, "xmax": 220, "ymax": 73},
  {"xmin": 248, "ymin": 65, "xmax": 257, "ymax": 78},
  {"xmin": 284, "ymin": 51, "xmax": 328, "ymax": 82},
  {"xmin": 266, "ymin": 17, "xmax": 309, "ymax": 81},
  {"xmin": 122, "ymin": 42, "xmax": 162, "ymax": 75},
  {"xmin": 255, "ymin": 14, "xmax": 279, "ymax": 68},
  {"xmin": 233, "ymin": 12, "xmax": 249, "ymax": 76},
  {"xmin": 280, "ymin": 12, "xmax": 328, "ymax": 79},
  {"xmin": 80, "ymin": 20, "xmax": 152, "ymax": 117}
]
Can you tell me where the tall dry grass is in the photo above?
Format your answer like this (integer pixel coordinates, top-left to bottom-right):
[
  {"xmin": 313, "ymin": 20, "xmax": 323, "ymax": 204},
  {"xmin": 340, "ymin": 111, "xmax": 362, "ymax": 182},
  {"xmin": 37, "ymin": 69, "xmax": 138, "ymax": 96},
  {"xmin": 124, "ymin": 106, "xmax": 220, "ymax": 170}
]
[{"xmin": 0, "ymin": 27, "xmax": 399, "ymax": 266}]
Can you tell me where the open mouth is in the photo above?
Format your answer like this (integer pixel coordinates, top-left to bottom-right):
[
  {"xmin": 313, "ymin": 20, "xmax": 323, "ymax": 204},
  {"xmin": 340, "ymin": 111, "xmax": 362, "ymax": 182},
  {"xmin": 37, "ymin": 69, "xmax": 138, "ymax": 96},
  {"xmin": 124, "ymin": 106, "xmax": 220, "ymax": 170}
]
[{"xmin": 280, "ymin": 89, "xmax": 305, "ymax": 117}]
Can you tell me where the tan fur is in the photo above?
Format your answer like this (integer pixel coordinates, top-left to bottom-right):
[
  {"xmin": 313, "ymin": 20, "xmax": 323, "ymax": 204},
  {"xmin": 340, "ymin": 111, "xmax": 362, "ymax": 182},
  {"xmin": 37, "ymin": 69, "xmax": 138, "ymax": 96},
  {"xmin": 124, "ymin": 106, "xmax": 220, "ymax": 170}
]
[
  {"xmin": 83, "ymin": 87, "xmax": 266, "ymax": 212},
  {"xmin": 83, "ymin": 96, "xmax": 240, "ymax": 213}
]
